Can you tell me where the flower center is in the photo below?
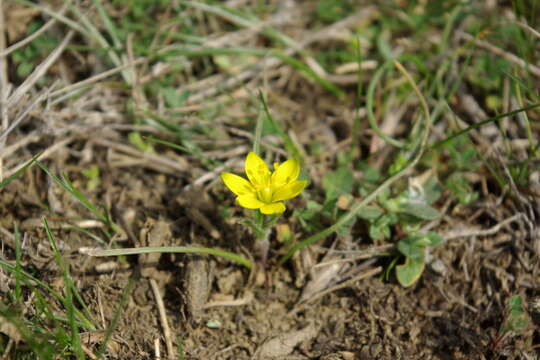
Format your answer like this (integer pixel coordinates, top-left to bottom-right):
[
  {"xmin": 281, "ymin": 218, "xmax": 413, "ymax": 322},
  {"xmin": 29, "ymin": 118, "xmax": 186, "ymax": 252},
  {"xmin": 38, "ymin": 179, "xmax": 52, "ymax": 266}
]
[{"xmin": 257, "ymin": 187, "xmax": 273, "ymax": 203}]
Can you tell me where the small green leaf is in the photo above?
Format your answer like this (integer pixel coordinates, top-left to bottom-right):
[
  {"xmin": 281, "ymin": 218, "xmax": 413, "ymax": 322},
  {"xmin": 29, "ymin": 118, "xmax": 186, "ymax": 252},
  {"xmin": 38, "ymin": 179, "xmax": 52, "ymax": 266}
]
[
  {"xmin": 446, "ymin": 172, "xmax": 478, "ymax": 205},
  {"xmin": 17, "ymin": 62, "xmax": 34, "ymax": 78},
  {"xmin": 368, "ymin": 224, "xmax": 385, "ymax": 241},
  {"xmin": 316, "ymin": 0, "xmax": 353, "ymax": 23},
  {"xmin": 367, "ymin": 214, "xmax": 396, "ymax": 241},
  {"xmin": 335, "ymin": 216, "xmax": 355, "ymax": 236},
  {"xmin": 399, "ymin": 202, "xmax": 441, "ymax": 220},
  {"xmin": 128, "ymin": 132, "xmax": 154, "ymax": 153},
  {"xmin": 382, "ymin": 197, "xmax": 401, "ymax": 213},
  {"xmin": 162, "ymin": 87, "xmax": 189, "ymax": 108},
  {"xmin": 414, "ymin": 236, "xmax": 432, "ymax": 247},
  {"xmin": 500, "ymin": 295, "xmax": 530, "ymax": 335},
  {"xmin": 388, "ymin": 152, "xmax": 410, "ymax": 175},
  {"xmin": 375, "ymin": 186, "xmax": 391, "ymax": 202},
  {"xmin": 396, "ymin": 257, "xmax": 425, "ymax": 287},
  {"xmin": 397, "ymin": 235, "xmax": 425, "ymax": 261},
  {"xmin": 82, "ymin": 166, "xmax": 101, "ymax": 191},
  {"xmin": 361, "ymin": 164, "xmax": 381, "ymax": 183},
  {"xmin": 426, "ymin": 232, "xmax": 444, "ymax": 247},
  {"xmin": 356, "ymin": 206, "xmax": 384, "ymax": 220},
  {"xmin": 508, "ymin": 295, "xmax": 524, "ymax": 311},
  {"xmin": 423, "ymin": 177, "xmax": 442, "ymax": 204},
  {"xmin": 322, "ymin": 167, "xmax": 354, "ymax": 202},
  {"xmin": 400, "ymin": 214, "xmax": 423, "ymax": 233}
]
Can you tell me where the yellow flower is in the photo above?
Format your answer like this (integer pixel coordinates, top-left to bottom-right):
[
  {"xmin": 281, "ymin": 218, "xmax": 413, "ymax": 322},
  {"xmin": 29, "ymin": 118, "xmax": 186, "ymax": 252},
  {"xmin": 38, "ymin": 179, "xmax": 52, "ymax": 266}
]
[{"xmin": 220, "ymin": 152, "xmax": 307, "ymax": 215}]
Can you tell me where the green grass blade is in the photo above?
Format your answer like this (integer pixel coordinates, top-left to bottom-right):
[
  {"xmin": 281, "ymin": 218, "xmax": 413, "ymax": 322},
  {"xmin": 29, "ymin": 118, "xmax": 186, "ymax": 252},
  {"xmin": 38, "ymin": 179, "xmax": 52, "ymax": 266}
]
[
  {"xmin": 89, "ymin": 246, "xmax": 252, "ymax": 269},
  {"xmin": 14, "ymin": 225, "xmax": 23, "ymax": 302},
  {"xmin": 91, "ymin": 0, "xmax": 123, "ymax": 50},
  {"xmin": 0, "ymin": 303, "xmax": 53, "ymax": 358},
  {"xmin": 258, "ymin": 91, "xmax": 302, "ymax": 161},
  {"xmin": 0, "ymin": 152, "xmax": 41, "ymax": 187},
  {"xmin": 351, "ymin": 36, "xmax": 364, "ymax": 159},
  {"xmin": 144, "ymin": 136, "xmax": 218, "ymax": 169},
  {"xmin": 43, "ymin": 219, "xmax": 86, "ymax": 359},
  {"xmin": 430, "ymin": 103, "xmax": 540, "ymax": 150},
  {"xmin": 0, "ymin": 259, "xmax": 96, "ymax": 330},
  {"xmin": 253, "ymin": 90, "xmax": 265, "ymax": 155},
  {"xmin": 37, "ymin": 161, "xmax": 109, "ymax": 224},
  {"xmin": 96, "ymin": 276, "xmax": 137, "ymax": 359},
  {"xmin": 67, "ymin": 225, "xmax": 107, "ymax": 245},
  {"xmin": 366, "ymin": 62, "xmax": 406, "ymax": 148}
]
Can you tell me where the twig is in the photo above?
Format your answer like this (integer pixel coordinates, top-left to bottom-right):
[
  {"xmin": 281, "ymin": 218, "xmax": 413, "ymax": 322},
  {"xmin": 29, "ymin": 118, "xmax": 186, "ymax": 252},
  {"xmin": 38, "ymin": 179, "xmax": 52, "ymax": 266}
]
[
  {"xmin": 7, "ymin": 31, "xmax": 74, "ymax": 108},
  {"xmin": 93, "ymin": 138, "xmax": 189, "ymax": 173},
  {"xmin": 0, "ymin": 0, "xmax": 7, "ymax": 86},
  {"xmin": 0, "ymin": 131, "xmax": 40, "ymax": 158},
  {"xmin": 149, "ymin": 278, "xmax": 175, "ymax": 360},
  {"xmin": 154, "ymin": 338, "xmax": 161, "ymax": 360},
  {"xmin": 0, "ymin": 2, "xmax": 69, "ymax": 57},
  {"xmin": 0, "ymin": 0, "xmax": 8, "ymax": 181},
  {"xmin": 457, "ymin": 30, "xmax": 540, "ymax": 77},
  {"xmin": 289, "ymin": 266, "xmax": 382, "ymax": 316},
  {"xmin": 49, "ymin": 58, "xmax": 146, "ymax": 100},
  {"xmin": 305, "ymin": 266, "xmax": 382, "ymax": 304},
  {"xmin": 442, "ymin": 213, "xmax": 524, "ymax": 240},
  {"xmin": 0, "ymin": 86, "xmax": 52, "ymax": 144},
  {"xmin": 313, "ymin": 244, "xmax": 394, "ymax": 267},
  {"xmin": 515, "ymin": 21, "xmax": 540, "ymax": 39},
  {"xmin": 3, "ymin": 136, "xmax": 75, "ymax": 178},
  {"xmin": 183, "ymin": 157, "xmax": 239, "ymax": 191},
  {"xmin": 0, "ymin": 225, "xmax": 15, "ymax": 249},
  {"xmin": 202, "ymin": 292, "xmax": 253, "ymax": 309}
]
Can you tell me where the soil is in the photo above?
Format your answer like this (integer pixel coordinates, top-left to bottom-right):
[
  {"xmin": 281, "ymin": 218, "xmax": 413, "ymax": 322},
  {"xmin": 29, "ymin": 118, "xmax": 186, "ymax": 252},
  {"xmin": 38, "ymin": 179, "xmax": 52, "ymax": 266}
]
[{"xmin": 2, "ymin": 97, "xmax": 539, "ymax": 359}]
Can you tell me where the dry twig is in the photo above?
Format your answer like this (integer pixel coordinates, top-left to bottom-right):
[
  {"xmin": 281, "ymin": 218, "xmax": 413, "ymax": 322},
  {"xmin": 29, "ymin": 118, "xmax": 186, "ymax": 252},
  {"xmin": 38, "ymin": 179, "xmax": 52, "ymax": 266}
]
[
  {"xmin": 7, "ymin": 31, "xmax": 74, "ymax": 108},
  {"xmin": 457, "ymin": 30, "xmax": 540, "ymax": 77},
  {"xmin": 149, "ymin": 279, "xmax": 175, "ymax": 360}
]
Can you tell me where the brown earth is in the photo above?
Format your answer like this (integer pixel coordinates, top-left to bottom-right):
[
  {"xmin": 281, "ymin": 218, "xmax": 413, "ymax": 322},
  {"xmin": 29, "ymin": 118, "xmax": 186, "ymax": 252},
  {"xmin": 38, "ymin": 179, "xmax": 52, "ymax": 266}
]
[{"xmin": 1, "ymin": 87, "xmax": 538, "ymax": 358}]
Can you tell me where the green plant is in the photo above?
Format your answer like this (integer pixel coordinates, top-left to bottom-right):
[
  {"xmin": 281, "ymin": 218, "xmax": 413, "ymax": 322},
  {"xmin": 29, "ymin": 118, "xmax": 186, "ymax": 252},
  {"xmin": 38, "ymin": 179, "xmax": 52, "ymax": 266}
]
[
  {"xmin": 0, "ymin": 220, "xmax": 96, "ymax": 358},
  {"xmin": 355, "ymin": 168, "xmax": 444, "ymax": 286},
  {"xmin": 11, "ymin": 21, "xmax": 59, "ymax": 79},
  {"xmin": 81, "ymin": 165, "xmax": 101, "ymax": 191},
  {"xmin": 491, "ymin": 295, "xmax": 531, "ymax": 350},
  {"xmin": 316, "ymin": 0, "xmax": 354, "ymax": 23}
]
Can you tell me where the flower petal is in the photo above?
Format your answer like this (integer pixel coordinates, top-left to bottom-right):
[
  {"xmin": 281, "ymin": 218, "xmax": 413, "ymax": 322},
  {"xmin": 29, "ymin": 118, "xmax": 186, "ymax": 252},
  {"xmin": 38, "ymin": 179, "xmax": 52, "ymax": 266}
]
[
  {"xmin": 271, "ymin": 158, "xmax": 300, "ymax": 186},
  {"xmin": 272, "ymin": 180, "xmax": 308, "ymax": 202},
  {"xmin": 260, "ymin": 202, "xmax": 286, "ymax": 214},
  {"xmin": 221, "ymin": 172, "xmax": 255, "ymax": 196},
  {"xmin": 236, "ymin": 194, "xmax": 265, "ymax": 209},
  {"xmin": 245, "ymin": 152, "xmax": 270, "ymax": 188}
]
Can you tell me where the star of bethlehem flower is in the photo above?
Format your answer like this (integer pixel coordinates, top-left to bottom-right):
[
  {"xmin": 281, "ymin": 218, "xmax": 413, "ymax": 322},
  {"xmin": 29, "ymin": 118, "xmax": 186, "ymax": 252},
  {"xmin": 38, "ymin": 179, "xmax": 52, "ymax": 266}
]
[{"xmin": 220, "ymin": 152, "xmax": 307, "ymax": 215}]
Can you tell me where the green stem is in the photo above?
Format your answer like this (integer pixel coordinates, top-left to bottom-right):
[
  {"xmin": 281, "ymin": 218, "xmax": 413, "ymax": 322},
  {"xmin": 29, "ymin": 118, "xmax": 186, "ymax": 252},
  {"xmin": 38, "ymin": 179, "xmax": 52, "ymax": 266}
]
[
  {"xmin": 366, "ymin": 62, "xmax": 406, "ymax": 148},
  {"xmin": 89, "ymin": 246, "xmax": 252, "ymax": 269},
  {"xmin": 255, "ymin": 212, "xmax": 277, "ymax": 266}
]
